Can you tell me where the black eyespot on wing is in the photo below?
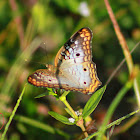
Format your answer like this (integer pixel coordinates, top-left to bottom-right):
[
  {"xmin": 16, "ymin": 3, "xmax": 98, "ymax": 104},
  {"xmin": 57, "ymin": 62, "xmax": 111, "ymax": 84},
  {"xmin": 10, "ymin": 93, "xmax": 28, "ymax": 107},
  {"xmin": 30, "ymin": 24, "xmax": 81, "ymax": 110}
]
[
  {"xmin": 76, "ymin": 53, "xmax": 80, "ymax": 56},
  {"xmin": 83, "ymin": 68, "xmax": 87, "ymax": 71},
  {"xmin": 49, "ymin": 79, "xmax": 51, "ymax": 82},
  {"xmin": 84, "ymin": 82, "xmax": 86, "ymax": 84}
]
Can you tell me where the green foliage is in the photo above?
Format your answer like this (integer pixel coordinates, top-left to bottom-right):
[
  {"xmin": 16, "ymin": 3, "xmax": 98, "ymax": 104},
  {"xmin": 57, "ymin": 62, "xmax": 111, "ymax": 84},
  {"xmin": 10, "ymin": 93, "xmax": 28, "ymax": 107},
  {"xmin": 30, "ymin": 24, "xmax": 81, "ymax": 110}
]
[
  {"xmin": 82, "ymin": 85, "xmax": 106, "ymax": 119},
  {"xmin": 35, "ymin": 88, "xmax": 58, "ymax": 98},
  {"xmin": 65, "ymin": 107, "xmax": 75, "ymax": 118},
  {"xmin": 1, "ymin": 86, "xmax": 26, "ymax": 140},
  {"xmin": 83, "ymin": 109, "xmax": 140, "ymax": 140},
  {"xmin": 48, "ymin": 111, "xmax": 75, "ymax": 125},
  {"xmin": 0, "ymin": 0, "xmax": 140, "ymax": 140}
]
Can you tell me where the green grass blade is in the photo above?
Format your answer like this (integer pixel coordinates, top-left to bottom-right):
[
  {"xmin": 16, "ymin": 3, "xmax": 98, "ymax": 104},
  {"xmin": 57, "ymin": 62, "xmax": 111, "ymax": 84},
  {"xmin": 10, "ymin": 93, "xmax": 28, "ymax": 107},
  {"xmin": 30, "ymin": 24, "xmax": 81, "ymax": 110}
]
[
  {"xmin": 83, "ymin": 109, "xmax": 140, "ymax": 140},
  {"xmin": 2, "ymin": 111, "xmax": 70, "ymax": 139},
  {"xmin": 82, "ymin": 86, "xmax": 106, "ymax": 119},
  {"xmin": 1, "ymin": 38, "xmax": 41, "ymax": 96},
  {"xmin": 1, "ymin": 85, "xmax": 26, "ymax": 140}
]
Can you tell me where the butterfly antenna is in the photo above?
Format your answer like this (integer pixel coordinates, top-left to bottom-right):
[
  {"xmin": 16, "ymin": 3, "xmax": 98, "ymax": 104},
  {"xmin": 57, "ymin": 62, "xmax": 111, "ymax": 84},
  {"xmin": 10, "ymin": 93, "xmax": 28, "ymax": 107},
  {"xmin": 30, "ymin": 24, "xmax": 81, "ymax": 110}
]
[
  {"xmin": 40, "ymin": 41, "xmax": 49, "ymax": 62},
  {"xmin": 106, "ymin": 41, "xmax": 140, "ymax": 85},
  {"xmin": 43, "ymin": 42, "xmax": 48, "ymax": 58},
  {"xmin": 26, "ymin": 58, "xmax": 47, "ymax": 66}
]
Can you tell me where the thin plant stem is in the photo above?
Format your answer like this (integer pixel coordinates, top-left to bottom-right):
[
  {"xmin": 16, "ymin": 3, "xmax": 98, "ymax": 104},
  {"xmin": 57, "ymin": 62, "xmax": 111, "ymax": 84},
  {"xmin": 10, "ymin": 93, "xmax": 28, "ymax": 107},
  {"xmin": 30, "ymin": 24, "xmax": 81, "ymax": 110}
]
[
  {"xmin": 113, "ymin": 115, "xmax": 139, "ymax": 135},
  {"xmin": 79, "ymin": 123, "xmax": 89, "ymax": 138},
  {"xmin": 1, "ymin": 85, "xmax": 26, "ymax": 140},
  {"xmin": 83, "ymin": 104, "xmax": 140, "ymax": 140},
  {"xmin": 61, "ymin": 91, "xmax": 70, "ymax": 98},
  {"xmin": 104, "ymin": 0, "xmax": 140, "ymax": 108},
  {"xmin": 60, "ymin": 91, "xmax": 89, "ymax": 138},
  {"xmin": 96, "ymin": 80, "xmax": 134, "ymax": 140},
  {"xmin": 106, "ymin": 42, "xmax": 140, "ymax": 85},
  {"xmin": 1, "ymin": 38, "xmax": 41, "ymax": 97},
  {"xmin": 3, "ymin": 112, "xmax": 70, "ymax": 138},
  {"xmin": 104, "ymin": 0, "xmax": 133, "ymax": 72},
  {"xmin": 76, "ymin": 118, "xmax": 89, "ymax": 138},
  {"xmin": 133, "ymin": 78, "xmax": 140, "ymax": 107},
  {"xmin": 60, "ymin": 95, "xmax": 78, "ymax": 119}
]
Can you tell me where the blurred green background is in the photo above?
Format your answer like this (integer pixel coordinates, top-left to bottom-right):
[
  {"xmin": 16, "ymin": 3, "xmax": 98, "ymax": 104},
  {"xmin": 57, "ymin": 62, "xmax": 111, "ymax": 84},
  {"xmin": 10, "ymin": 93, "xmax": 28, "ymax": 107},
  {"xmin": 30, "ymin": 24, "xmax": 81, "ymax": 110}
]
[{"xmin": 0, "ymin": 0, "xmax": 140, "ymax": 139}]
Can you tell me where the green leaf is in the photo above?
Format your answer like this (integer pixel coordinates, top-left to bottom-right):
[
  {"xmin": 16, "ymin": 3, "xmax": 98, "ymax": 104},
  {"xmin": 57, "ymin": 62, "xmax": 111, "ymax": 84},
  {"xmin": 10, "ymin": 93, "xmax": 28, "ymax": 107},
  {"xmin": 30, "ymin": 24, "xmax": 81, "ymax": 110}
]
[
  {"xmin": 82, "ymin": 86, "xmax": 106, "ymax": 119},
  {"xmin": 35, "ymin": 88, "xmax": 58, "ymax": 98},
  {"xmin": 47, "ymin": 88, "xmax": 57, "ymax": 95},
  {"xmin": 35, "ymin": 92, "xmax": 48, "ymax": 98},
  {"xmin": 48, "ymin": 111, "xmax": 75, "ymax": 125}
]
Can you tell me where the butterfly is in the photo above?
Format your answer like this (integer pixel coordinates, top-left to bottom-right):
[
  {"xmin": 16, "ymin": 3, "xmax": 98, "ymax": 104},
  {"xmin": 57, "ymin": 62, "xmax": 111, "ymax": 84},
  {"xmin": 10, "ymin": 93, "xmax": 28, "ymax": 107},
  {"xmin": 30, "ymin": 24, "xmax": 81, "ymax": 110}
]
[{"xmin": 28, "ymin": 27, "xmax": 101, "ymax": 94}]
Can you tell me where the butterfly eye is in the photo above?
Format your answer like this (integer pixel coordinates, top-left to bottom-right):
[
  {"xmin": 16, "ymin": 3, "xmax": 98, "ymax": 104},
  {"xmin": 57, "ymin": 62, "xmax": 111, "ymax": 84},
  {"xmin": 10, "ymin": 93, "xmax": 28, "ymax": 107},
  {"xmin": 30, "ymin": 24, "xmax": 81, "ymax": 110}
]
[
  {"xmin": 83, "ymin": 68, "xmax": 87, "ymax": 71},
  {"xmin": 84, "ymin": 82, "xmax": 86, "ymax": 84},
  {"xmin": 76, "ymin": 53, "xmax": 80, "ymax": 56}
]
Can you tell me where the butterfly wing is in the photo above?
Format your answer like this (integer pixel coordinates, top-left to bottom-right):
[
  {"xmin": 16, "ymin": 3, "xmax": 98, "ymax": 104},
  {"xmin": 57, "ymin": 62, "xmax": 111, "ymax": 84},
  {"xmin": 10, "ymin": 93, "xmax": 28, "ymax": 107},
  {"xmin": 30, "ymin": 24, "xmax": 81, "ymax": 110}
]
[
  {"xmin": 55, "ymin": 27, "xmax": 92, "ymax": 67},
  {"xmin": 27, "ymin": 62, "xmax": 100, "ymax": 94},
  {"xmin": 28, "ymin": 67, "xmax": 59, "ymax": 88},
  {"xmin": 55, "ymin": 27, "xmax": 101, "ymax": 94},
  {"xmin": 58, "ymin": 61, "xmax": 101, "ymax": 94},
  {"xmin": 28, "ymin": 27, "xmax": 101, "ymax": 94},
  {"xmin": 27, "ymin": 65, "xmax": 81, "ymax": 91}
]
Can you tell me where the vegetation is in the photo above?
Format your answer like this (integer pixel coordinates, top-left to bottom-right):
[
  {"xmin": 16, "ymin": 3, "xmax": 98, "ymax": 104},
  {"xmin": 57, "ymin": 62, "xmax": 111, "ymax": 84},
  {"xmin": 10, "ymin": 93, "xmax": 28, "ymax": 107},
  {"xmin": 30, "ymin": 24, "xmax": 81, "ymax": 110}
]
[{"xmin": 0, "ymin": 0, "xmax": 140, "ymax": 139}]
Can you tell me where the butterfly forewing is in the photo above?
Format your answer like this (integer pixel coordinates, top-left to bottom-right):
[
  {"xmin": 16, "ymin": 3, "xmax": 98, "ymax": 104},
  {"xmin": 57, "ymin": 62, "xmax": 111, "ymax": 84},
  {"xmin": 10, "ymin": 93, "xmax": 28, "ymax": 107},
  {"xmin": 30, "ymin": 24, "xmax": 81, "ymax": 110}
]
[
  {"xmin": 28, "ymin": 27, "xmax": 101, "ymax": 94},
  {"xmin": 55, "ymin": 27, "xmax": 92, "ymax": 66}
]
